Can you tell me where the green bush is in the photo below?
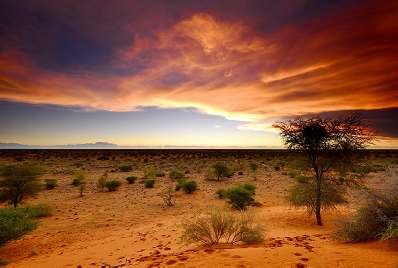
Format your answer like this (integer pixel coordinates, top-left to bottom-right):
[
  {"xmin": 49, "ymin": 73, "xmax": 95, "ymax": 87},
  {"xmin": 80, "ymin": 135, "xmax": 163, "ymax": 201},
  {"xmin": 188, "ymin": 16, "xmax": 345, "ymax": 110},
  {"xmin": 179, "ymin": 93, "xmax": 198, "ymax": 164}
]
[
  {"xmin": 241, "ymin": 183, "xmax": 256, "ymax": 194},
  {"xmin": 119, "ymin": 164, "xmax": 133, "ymax": 172},
  {"xmin": 0, "ymin": 204, "xmax": 52, "ymax": 245},
  {"xmin": 0, "ymin": 164, "xmax": 43, "ymax": 207},
  {"xmin": 105, "ymin": 180, "xmax": 121, "ymax": 191},
  {"xmin": 71, "ymin": 171, "xmax": 85, "ymax": 187},
  {"xmin": 21, "ymin": 204, "xmax": 53, "ymax": 218},
  {"xmin": 44, "ymin": 179, "xmax": 57, "ymax": 190},
  {"xmin": 126, "ymin": 176, "xmax": 137, "ymax": 184},
  {"xmin": 0, "ymin": 208, "xmax": 36, "ymax": 245},
  {"xmin": 225, "ymin": 185, "xmax": 256, "ymax": 210},
  {"xmin": 288, "ymin": 180, "xmax": 346, "ymax": 214},
  {"xmin": 182, "ymin": 180, "xmax": 198, "ymax": 194},
  {"xmin": 144, "ymin": 179, "xmax": 155, "ymax": 188},
  {"xmin": 169, "ymin": 170, "xmax": 184, "ymax": 181},
  {"xmin": 209, "ymin": 164, "xmax": 234, "ymax": 181},
  {"xmin": 175, "ymin": 178, "xmax": 185, "ymax": 191},
  {"xmin": 295, "ymin": 175, "xmax": 310, "ymax": 184}
]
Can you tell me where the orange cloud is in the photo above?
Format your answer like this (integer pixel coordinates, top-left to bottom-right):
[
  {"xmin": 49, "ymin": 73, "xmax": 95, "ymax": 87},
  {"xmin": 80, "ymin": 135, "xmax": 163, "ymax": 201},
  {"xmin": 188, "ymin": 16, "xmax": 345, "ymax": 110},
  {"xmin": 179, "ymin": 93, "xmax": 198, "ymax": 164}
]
[{"xmin": 1, "ymin": 2, "xmax": 397, "ymax": 133}]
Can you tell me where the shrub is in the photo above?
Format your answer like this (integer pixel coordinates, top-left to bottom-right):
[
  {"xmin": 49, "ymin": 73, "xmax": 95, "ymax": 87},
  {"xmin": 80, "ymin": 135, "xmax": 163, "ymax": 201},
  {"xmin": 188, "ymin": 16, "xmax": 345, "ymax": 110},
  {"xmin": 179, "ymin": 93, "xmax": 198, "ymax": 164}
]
[
  {"xmin": 79, "ymin": 182, "xmax": 86, "ymax": 197},
  {"xmin": 169, "ymin": 170, "xmax": 184, "ymax": 181},
  {"xmin": 175, "ymin": 178, "xmax": 186, "ymax": 191},
  {"xmin": 0, "ymin": 208, "xmax": 36, "ymax": 245},
  {"xmin": 144, "ymin": 170, "xmax": 156, "ymax": 180},
  {"xmin": 0, "ymin": 204, "xmax": 52, "ymax": 245},
  {"xmin": 144, "ymin": 179, "xmax": 155, "ymax": 188},
  {"xmin": 336, "ymin": 181, "xmax": 398, "ymax": 242},
  {"xmin": 295, "ymin": 175, "xmax": 310, "ymax": 184},
  {"xmin": 225, "ymin": 185, "xmax": 255, "ymax": 210},
  {"xmin": 241, "ymin": 183, "xmax": 256, "ymax": 194},
  {"xmin": 288, "ymin": 180, "xmax": 346, "ymax": 215},
  {"xmin": 119, "ymin": 164, "xmax": 132, "ymax": 172},
  {"xmin": 161, "ymin": 186, "xmax": 175, "ymax": 207},
  {"xmin": 97, "ymin": 173, "xmax": 108, "ymax": 192},
  {"xmin": 249, "ymin": 163, "xmax": 258, "ymax": 172},
  {"xmin": 154, "ymin": 170, "xmax": 165, "ymax": 177},
  {"xmin": 209, "ymin": 164, "xmax": 233, "ymax": 181},
  {"xmin": 126, "ymin": 176, "xmax": 137, "ymax": 184},
  {"xmin": 181, "ymin": 207, "xmax": 264, "ymax": 246},
  {"xmin": 0, "ymin": 164, "xmax": 42, "ymax": 207},
  {"xmin": 71, "ymin": 171, "xmax": 85, "ymax": 187},
  {"xmin": 182, "ymin": 180, "xmax": 197, "ymax": 194},
  {"xmin": 21, "ymin": 204, "xmax": 53, "ymax": 218},
  {"xmin": 105, "ymin": 180, "xmax": 121, "ymax": 191},
  {"xmin": 44, "ymin": 179, "xmax": 57, "ymax": 190},
  {"xmin": 216, "ymin": 188, "xmax": 227, "ymax": 199}
]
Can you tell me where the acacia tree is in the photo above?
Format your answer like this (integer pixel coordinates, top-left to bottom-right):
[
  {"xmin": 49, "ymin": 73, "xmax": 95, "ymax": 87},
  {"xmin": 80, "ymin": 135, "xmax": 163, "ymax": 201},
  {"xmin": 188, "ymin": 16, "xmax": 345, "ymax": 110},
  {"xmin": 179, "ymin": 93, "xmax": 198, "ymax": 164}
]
[
  {"xmin": 273, "ymin": 116, "xmax": 373, "ymax": 225},
  {"xmin": 0, "ymin": 164, "xmax": 42, "ymax": 207}
]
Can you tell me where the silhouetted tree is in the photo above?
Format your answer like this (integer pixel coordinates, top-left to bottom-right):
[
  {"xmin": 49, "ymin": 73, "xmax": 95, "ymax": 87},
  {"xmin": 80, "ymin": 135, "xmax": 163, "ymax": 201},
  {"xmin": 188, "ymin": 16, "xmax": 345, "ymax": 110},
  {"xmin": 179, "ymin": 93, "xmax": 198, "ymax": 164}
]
[{"xmin": 274, "ymin": 116, "xmax": 373, "ymax": 225}]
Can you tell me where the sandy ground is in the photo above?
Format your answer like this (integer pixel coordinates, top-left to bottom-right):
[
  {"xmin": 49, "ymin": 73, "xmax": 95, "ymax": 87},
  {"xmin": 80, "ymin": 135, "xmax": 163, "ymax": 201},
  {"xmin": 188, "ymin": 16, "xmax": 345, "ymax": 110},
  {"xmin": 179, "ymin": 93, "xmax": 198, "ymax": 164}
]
[{"xmin": 0, "ymin": 150, "xmax": 397, "ymax": 267}]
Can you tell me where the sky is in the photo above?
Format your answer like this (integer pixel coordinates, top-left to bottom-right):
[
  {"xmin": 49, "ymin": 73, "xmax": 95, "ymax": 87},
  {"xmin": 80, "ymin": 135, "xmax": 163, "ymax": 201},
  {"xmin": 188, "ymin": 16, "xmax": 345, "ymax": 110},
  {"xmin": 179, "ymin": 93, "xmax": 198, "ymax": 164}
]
[{"xmin": 0, "ymin": 0, "xmax": 397, "ymax": 148}]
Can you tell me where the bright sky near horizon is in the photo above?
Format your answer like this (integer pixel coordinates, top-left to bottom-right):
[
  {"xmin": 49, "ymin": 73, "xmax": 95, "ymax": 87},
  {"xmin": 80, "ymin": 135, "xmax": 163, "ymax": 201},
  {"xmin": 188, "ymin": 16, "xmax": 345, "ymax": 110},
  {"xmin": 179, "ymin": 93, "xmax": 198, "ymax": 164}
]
[{"xmin": 0, "ymin": 1, "xmax": 397, "ymax": 148}]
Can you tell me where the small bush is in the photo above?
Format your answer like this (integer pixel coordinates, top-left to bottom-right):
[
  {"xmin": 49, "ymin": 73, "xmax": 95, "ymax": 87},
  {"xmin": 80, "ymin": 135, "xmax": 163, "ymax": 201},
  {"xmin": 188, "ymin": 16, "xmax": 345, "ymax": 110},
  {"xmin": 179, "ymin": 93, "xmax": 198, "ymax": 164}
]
[
  {"xmin": 0, "ymin": 204, "xmax": 52, "ymax": 245},
  {"xmin": 161, "ymin": 186, "xmax": 175, "ymax": 207},
  {"xmin": 21, "ymin": 204, "xmax": 53, "ymax": 218},
  {"xmin": 225, "ymin": 185, "xmax": 255, "ymax": 210},
  {"xmin": 44, "ymin": 179, "xmax": 57, "ymax": 190},
  {"xmin": 97, "ymin": 173, "xmax": 108, "ymax": 192},
  {"xmin": 126, "ymin": 176, "xmax": 137, "ymax": 184},
  {"xmin": 169, "ymin": 170, "xmax": 184, "ymax": 181},
  {"xmin": 241, "ymin": 183, "xmax": 256, "ymax": 194},
  {"xmin": 154, "ymin": 170, "xmax": 165, "ymax": 177},
  {"xmin": 181, "ymin": 207, "xmax": 264, "ymax": 245},
  {"xmin": 144, "ymin": 170, "xmax": 157, "ymax": 180},
  {"xmin": 119, "ymin": 164, "xmax": 132, "ymax": 172},
  {"xmin": 209, "ymin": 164, "xmax": 234, "ymax": 181},
  {"xmin": 336, "ymin": 181, "xmax": 398, "ymax": 242},
  {"xmin": 288, "ymin": 180, "xmax": 346, "ymax": 215},
  {"xmin": 175, "ymin": 178, "xmax": 186, "ymax": 191},
  {"xmin": 182, "ymin": 180, "xmax": 198, "ymax": 194},
  {"xmin": 144, "ymin": 179, "xmax": 155, "ymax": 188},
  {"xmin": 295, "ymin": 175, "xmax": 310, "ymax": 184},
  {"xmin": 216, "ymin": 188, "xmax": 227, "ymax": 199},
  {"xmin": 0, "ymin": 208, "xmax": 36, "ymax": 245},
  {"xmin": 71, "ymin": 171, "xmax": 85, "ymax": 187},
  {"xmin": 105, "ymin": 180, "xmax": 121, "ymax": 191}
]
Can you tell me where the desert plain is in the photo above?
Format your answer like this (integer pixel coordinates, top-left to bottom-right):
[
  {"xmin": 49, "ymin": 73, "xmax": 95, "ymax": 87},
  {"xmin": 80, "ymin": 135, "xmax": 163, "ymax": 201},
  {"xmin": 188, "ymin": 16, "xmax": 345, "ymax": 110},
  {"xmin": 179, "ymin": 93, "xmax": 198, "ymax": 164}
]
[{"xmin": 0, "ymin": 149, "xmax": 397, "ymax": 268}]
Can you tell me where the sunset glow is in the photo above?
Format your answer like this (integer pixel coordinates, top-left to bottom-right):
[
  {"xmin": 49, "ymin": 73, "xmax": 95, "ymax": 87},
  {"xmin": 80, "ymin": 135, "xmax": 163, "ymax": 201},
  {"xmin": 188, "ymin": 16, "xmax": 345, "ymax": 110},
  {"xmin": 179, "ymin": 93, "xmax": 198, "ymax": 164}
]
[{"xmin": 0, "ymin": 1, "xmax": 397, "ymax": 147}]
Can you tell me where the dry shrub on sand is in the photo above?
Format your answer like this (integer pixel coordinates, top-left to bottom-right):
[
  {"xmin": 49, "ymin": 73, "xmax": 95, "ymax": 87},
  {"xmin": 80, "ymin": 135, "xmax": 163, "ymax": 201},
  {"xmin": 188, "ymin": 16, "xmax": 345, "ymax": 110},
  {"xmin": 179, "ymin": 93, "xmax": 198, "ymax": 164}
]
[
  {"xmin": 336, "ymin": 177, "xmax": 398, "ymax": 242},
  {"xmin": 181, "ymin": 207, "xmax": 264, "ymax": 246}
]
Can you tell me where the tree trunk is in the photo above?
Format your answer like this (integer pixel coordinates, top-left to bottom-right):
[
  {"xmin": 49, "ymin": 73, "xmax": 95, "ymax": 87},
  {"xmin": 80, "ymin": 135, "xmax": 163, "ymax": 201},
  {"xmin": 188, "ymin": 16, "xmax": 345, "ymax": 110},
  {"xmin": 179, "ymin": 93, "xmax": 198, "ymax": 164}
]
[{"xmin": 315, "ymin": 170, "xmax": 323, "ymax": 226}]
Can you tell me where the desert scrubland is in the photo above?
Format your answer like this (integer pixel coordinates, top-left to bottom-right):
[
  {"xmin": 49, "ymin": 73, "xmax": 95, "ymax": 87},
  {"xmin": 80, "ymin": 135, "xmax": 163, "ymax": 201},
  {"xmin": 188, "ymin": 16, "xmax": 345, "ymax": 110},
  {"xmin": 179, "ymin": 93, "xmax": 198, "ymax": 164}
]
[{"xmin": 0, "ymin": 149, "xmax": 397, "ymax": 268}]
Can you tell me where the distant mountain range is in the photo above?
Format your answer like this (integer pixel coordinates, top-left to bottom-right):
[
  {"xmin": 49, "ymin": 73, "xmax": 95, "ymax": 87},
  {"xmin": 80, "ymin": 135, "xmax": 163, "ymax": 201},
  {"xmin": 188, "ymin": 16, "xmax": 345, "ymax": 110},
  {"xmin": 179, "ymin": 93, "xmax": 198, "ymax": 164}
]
[
  {"xmin": 0, "ymin": 142, "xmax": 118, "ymax": 149},
  {"xmin": 0, "ymin": 142, "xmax": 279, "ymax": 149}
]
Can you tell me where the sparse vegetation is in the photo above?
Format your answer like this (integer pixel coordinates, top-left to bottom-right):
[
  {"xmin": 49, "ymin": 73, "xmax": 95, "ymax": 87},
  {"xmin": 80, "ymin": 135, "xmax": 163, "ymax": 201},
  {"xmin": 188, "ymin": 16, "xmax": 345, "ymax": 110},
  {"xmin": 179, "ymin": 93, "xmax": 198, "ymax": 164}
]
[
  {"xmin": 144, "ymin": 179, "xmax": 155, "ymax": 188},
  {"xmin": 0, "ymin": 204, "xmax": 52, "ymax": 245},
  {"xmin": 72, "ymin": 171, "xmax": 85, "ymax": 187},
  {"xmin": 209, "ymin": 164, "xmax": 233, "ymax": 181},
  {"xmin": 0, "ymin": 164, "xmax": 43, "ymax": 207},
  {"xmin": 119, "ymin": 164, "xmax": 133, "ymax": 172},
  {"xmin": 169, "ymin": 170, "xmax": 184, "ymax": 181},
  {"xmin": 126, "ymin": 176, "xmax": 137, "ymax": 184},
  {"xmin": 105, "ymin": 180, "xmax": 121, "ymax": 191},
  {"xmin": 181, "ymin": 207, "xmax": 264, "ymax": 245},
  {"xmin": 44, "ymin": 179, "xmax": 58, "ymax": 190},
  {"xmin": 225, "ymin": 184, "xmax": 256, "ymax": 210},
  {"xmin": 336, "ymin": 180, "xmax": 398, "ymax": 242},
  {"xmin": 181, "ymin": 180, "xmax": 198, "ymax": 194},
  {"xmin": 97, "ymin": 173, "xmax": 108, "ymax": 192},
  {"xmin": 161, "ymin": 186, "xmax": 175, "ymax": 207}
]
